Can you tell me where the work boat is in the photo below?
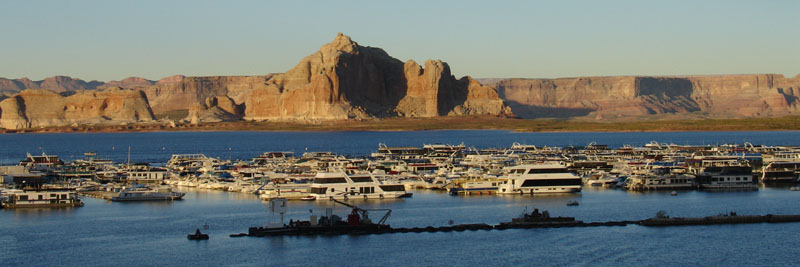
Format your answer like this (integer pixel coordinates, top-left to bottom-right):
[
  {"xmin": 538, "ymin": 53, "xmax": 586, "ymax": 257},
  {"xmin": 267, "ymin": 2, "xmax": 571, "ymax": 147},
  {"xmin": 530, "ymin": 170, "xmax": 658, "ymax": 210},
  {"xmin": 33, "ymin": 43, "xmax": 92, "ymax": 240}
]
[
  {"xmin": 111, "ymin": 186, "xmax": 185, "ymax": 201},
  {"xmin": 497, "ymin": 163, "xmax": 582, "ymax": 194},
  {"xmin": 308, "ymin": 172, "xmax": 411, "ymax": 200}
]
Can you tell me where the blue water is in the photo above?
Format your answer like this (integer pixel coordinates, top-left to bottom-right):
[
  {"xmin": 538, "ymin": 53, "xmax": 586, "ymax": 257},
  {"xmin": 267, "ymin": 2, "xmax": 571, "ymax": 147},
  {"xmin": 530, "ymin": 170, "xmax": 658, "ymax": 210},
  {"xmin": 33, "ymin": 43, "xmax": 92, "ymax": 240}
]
[
  {"xmin": 0, "ymin": 130, "xmax": 798, "ymax": 164},
  {"xmin": 2, "ymin": 130, "xmax": 800, "ymax": 266}
]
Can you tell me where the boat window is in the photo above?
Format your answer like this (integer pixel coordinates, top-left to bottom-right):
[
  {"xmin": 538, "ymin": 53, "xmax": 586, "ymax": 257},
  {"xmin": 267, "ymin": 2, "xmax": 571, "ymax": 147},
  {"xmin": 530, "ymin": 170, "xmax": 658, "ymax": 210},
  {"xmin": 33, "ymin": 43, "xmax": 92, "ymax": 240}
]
[
  {"xmin": 379, "ymin": 185, "xmax": 405, "ymax": 192},
  {"xmin": 350, "ymin": 176, "xmax": 373, "ymax": 183},
  {"xmin": 521, "ymin": 178, "xmax": 582, "ymax": 187},
  {"xmin": 19, "ymin": 195, "xmax": 28, "ymax": 201},
  {"xmin": 310, "ymin": 187, "xmax": 327, "ymax": 194},
  {"xmin": 313, "ymin": 178, "xmax": 348, "ymax": 184},
  {"xmin": 527, "ymin": 168, "xmax": 570, "ymax": 174}
]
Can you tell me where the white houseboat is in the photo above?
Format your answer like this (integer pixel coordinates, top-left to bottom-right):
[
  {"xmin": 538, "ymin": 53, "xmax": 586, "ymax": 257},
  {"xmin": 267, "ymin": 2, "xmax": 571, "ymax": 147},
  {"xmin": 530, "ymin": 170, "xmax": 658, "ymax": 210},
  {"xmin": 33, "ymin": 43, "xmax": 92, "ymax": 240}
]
[
  {"xmin": 497, "ymin": 163, "xmax": 582, "ymax": 194},
  {"xmin": 308, "ymin": 172, "xmax": 411, "ymax": 200},
  {"xmin": 1, "ymin": 188, "xmax": 83, "ymax": 208}
]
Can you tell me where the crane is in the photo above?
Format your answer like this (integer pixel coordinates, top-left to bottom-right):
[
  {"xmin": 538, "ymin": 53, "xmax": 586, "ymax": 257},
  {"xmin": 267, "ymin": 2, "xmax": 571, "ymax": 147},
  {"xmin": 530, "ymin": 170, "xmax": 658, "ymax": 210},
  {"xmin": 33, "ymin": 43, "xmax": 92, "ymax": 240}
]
[{"xmin": 331, "ymin": 198, "xmax": 392, "ymax": 225}]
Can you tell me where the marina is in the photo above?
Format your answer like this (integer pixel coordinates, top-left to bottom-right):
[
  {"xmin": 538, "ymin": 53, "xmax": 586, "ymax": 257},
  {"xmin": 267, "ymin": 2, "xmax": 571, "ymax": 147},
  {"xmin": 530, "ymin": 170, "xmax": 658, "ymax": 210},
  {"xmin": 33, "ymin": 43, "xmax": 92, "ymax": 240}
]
[
  {"xmin": 6, "ymin": 137, "xmax": 800, "ymax": 202},
  {"xmin": 4, "ymin": 130, "xmax": 800, "ymax": 266}
]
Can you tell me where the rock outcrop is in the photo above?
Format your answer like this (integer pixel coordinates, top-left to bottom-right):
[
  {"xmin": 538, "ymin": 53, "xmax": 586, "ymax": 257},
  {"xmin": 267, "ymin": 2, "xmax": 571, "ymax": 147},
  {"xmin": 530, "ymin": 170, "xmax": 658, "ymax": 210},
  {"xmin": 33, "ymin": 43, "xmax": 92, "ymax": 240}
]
[
  {"xmin": 0, "ymin": 88, "xmax": 155, "ymax": 129},
  {"xmin": 491, "ymin": 74, "xmax": 800, "ymax": 119},
  {"xmin": 97, "ymin": 77, "xmax": 155, "ymax": 89},
  {"xmin": 140, "ymin": 75, "xmax": 273, "ymax": 115},
  {"xmin": 184, "ymin": 95, "xmax": 243, "ymax": 124},
  {"xmin": 244, "ymin": 33, "xmax": 511, "ymax": 120}
]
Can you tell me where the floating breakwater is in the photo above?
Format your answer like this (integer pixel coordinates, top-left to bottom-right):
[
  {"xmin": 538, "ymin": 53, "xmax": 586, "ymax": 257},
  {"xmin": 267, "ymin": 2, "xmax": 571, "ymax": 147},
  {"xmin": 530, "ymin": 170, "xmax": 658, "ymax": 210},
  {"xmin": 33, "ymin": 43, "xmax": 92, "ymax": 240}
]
[{"xmin": 239, "ymin": 213, "xmax": 800, "ymax": 237}]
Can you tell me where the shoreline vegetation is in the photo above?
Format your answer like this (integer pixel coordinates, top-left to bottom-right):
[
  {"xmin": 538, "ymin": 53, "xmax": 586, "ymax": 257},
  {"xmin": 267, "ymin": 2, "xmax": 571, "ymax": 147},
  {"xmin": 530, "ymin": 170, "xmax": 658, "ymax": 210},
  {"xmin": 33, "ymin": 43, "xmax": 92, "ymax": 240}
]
[{"xmin": 2, "ymin": 116, "xmax": 799, "ymax": 134}]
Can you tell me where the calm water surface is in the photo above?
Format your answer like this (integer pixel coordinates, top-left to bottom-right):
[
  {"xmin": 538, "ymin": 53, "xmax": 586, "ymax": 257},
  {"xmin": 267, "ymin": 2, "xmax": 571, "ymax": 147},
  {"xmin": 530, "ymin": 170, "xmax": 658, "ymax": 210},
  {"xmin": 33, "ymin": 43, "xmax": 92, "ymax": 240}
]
[{"xmin": 2, "ymin": 130, "xmax": 800, "ymax": 266}]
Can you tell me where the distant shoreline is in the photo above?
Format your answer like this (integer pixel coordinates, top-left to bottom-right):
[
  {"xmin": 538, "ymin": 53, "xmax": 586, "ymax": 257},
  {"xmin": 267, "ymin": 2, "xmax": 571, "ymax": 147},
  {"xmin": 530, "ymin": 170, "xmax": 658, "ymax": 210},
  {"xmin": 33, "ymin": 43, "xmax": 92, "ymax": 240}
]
[{"xmin": 3, "ymin": 116, "xmax": 800, "ymax": 134}]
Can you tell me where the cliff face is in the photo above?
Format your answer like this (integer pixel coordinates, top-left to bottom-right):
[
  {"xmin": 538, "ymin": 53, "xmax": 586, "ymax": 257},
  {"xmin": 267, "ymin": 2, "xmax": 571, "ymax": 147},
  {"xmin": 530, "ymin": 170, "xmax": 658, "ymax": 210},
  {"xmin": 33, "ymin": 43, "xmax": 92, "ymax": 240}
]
[
  {"xmin": 0, "ymin": 88, "xmax": 155, "ymax": 129},
  {"xmin": 245, "ymin": 33, "xmax": 511, "ymax": 120},
  {"xmin": 492, "ymin": 74, "xmax": 800, "ymax": 119},
  {"xmin": 139, "ymin": 75, "xmax": 272, "ymax": 115}
]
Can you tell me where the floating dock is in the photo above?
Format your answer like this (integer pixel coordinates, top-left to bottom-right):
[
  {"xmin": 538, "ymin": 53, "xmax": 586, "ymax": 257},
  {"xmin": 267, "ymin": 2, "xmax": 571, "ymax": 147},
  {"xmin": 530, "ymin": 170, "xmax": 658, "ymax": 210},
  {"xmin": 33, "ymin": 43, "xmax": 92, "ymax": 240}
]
[{"xmin": 236, "ymin": 213, "xmax": 800, "ymax": 237}]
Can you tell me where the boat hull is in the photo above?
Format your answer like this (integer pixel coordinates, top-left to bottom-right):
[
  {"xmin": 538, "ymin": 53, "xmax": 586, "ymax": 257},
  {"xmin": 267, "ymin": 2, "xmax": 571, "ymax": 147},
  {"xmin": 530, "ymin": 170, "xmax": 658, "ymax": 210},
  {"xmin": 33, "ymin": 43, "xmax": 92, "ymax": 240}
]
[{"xmin": 1, "ymin": 202, "xmax": 84, "ymax": 209}]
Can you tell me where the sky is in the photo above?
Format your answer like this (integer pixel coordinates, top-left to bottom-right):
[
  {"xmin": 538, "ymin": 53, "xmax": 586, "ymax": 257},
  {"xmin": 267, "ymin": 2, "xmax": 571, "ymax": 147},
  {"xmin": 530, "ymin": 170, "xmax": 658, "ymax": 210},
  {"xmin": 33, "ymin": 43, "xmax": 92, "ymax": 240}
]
[{"xmin": 0, "ymin": 0, "xmax": 797, "ymax": 82}]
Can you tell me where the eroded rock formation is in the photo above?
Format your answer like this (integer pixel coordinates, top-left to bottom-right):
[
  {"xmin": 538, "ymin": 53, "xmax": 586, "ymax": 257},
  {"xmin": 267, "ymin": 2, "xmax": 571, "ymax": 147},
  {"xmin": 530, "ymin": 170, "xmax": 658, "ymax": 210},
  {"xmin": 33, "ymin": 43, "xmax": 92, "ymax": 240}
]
[
  {"xmin": 490, "ymin": 74, "xmax": 800, "ymax": 119},
  {"xmin": 244, "ymin": 33, "xmax": 511, "ymax": 120},
  {"xmin": 0, "ymin": 88, "xmax": 155, "ymax": 129}
]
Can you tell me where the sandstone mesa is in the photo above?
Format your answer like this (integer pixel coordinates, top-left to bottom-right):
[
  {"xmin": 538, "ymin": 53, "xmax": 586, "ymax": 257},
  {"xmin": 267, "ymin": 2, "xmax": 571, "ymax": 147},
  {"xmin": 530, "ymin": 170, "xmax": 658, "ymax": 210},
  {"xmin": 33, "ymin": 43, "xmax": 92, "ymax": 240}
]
[{"xmin": 487, "ymin": 74, "xmax": 800, "ymax": 120}]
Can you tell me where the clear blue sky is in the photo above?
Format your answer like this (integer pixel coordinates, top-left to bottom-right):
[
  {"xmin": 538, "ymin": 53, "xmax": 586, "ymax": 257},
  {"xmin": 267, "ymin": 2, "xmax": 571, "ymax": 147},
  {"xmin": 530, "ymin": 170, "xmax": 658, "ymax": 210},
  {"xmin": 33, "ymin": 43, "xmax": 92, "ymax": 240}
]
[{"xmin": 1, "ymin": 0, "xmax": 797, "ymax": 81}]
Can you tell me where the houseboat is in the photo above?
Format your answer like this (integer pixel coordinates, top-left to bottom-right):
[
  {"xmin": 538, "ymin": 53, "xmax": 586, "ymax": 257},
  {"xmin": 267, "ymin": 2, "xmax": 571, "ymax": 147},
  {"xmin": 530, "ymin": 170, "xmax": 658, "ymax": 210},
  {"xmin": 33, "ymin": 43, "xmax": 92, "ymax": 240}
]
[
  {"xmin": 308, "ymin": 172, "xmax": 411, "ymax": 200},
  {"xmin": 1, "ymin": 188, "xmax": 83, "ymax": 208},
  {"xmin": 695, "ymin": 166, "xmax": 757, "ymax": 190},
  {"xmin": 497, "ymin": 163, "xmax": 582, "ymax": 194},
  {"xmin": 448, "ymin": 179, "xmax": 501, "ymax": 195},
  {"xmin": 110, "ymin": 186, "xmax": 185, "ymax": 201},
  {"xmin": 761, "ymin": 161, "xmax": 800, "ymax": 183}
]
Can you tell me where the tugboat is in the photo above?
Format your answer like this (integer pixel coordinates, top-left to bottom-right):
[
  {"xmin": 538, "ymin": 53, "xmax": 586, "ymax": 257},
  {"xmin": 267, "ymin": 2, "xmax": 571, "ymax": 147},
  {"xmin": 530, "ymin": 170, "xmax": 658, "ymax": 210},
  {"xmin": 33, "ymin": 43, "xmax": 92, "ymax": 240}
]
[{"xmin": 187, "ymin": 229, "xmax": 209, "ymax": 240}]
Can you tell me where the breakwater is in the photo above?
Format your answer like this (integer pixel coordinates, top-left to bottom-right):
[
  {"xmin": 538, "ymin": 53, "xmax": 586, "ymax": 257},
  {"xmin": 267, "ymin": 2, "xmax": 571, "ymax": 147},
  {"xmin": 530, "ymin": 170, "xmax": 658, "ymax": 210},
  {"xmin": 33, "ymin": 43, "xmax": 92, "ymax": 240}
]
[{"xmin": 238, "ymin": 213, "xmax": 800, "ymax": 237}]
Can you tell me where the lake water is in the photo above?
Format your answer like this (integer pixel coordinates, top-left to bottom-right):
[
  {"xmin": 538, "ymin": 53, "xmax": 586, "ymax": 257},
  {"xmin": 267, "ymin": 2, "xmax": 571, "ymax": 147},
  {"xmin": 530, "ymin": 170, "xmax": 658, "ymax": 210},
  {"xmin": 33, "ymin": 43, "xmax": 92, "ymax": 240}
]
[{"xmin": 2, "ymin": 130, "xmax": 800, "ymax": 266}]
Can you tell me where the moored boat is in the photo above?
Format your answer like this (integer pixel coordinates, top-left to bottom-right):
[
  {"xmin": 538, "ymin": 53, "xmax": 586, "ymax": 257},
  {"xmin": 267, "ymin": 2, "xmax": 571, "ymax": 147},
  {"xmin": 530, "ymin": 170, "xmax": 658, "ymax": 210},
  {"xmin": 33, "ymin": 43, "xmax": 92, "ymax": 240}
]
[
  {"xmin": 497, "ymin": 163, "xmax": 582, "ymax": 194},
  {"xmin": 0, "ymin": 188, "xmax": 84, "ymax": 208},
  {"xmin": 308, "ymin": 172, "xmax": 411, "ymax": 200},
  {"xmin": 110, "ymin": 185, "xmax": 185, "ymax": 201}
]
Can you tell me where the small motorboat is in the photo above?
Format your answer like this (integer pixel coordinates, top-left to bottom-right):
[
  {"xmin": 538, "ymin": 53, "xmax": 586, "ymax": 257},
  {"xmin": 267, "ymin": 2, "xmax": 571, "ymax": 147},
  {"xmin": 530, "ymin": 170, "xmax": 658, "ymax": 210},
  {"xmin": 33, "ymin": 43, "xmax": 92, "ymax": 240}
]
[
  {"xmin": 188, "ymin": 229, "xmax": 209, "ymax": 240},
  {"xmin": 566, "ymin": 201, "xmax": 579, "ymax": 206},
  {"xmin": 300, "ymin": 195, "xmax": 316, "ymax": 201},
  {"xmin": 790, "ymin": 186, "xmax": 800, "ymax": 191},
  {"xmin": 670, "ymin": 191, "xmax": 678, "ymax": 196}
]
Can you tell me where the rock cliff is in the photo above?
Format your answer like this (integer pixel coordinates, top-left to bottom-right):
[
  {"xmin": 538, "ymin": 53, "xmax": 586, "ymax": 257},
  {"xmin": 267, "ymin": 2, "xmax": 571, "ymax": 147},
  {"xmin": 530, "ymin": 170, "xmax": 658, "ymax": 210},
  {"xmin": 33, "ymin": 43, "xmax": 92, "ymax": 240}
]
[
  {"xmin": 244, "ymin": 33, "xmax": 511, "ymax": 120},
  {"xmin": 0, "ymin": 88, "xmax": 155, "ymax": 129},
  {"xmin": 490, "ymin": 74, "xmax": 800, "ymax": 119},
  {"xmin": 139, "ymin": 75, "xmax": 273, "ymax": 115}
]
